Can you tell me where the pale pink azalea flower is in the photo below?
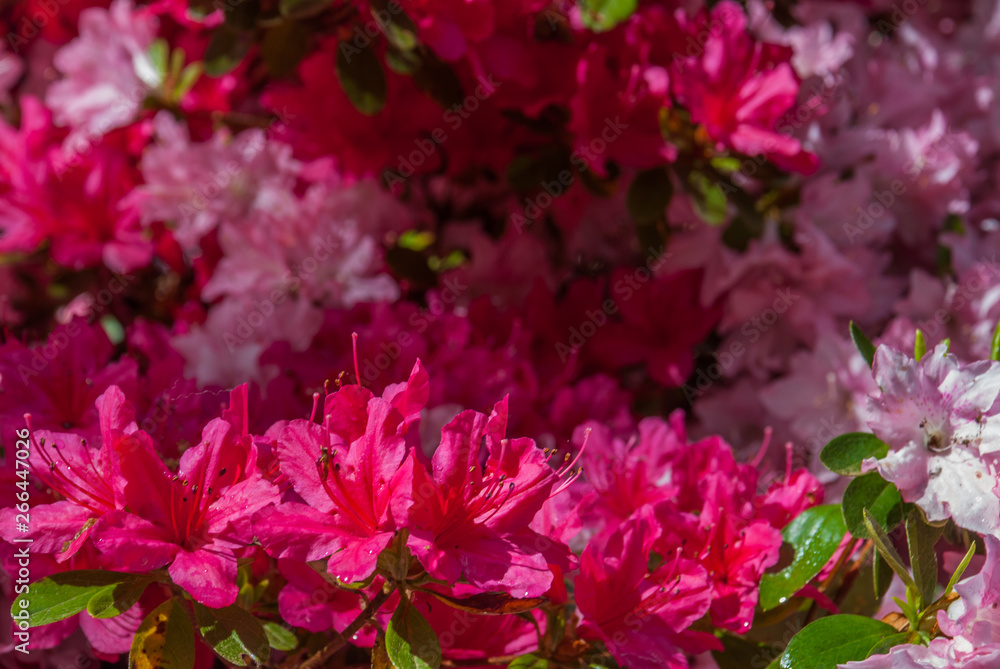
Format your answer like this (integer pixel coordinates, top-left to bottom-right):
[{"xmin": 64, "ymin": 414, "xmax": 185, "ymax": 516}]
[
  {"xmin": 45, "ymin": 0, "xmax": 160, "ymax": 138},
  {"xmin": 760, "ymin": 333, "xmax": 879, "ymax": 481},
  {"xmin": 842, "ymin": 536, "xmax": 1000, "ymax": 668},
  {"xmin": 133, "ymin": 112, "xmax": 301, "ymax": 251},
  {"xmin": 862, "ymin": 343, "xmax": 1000, "ymax": 536}
]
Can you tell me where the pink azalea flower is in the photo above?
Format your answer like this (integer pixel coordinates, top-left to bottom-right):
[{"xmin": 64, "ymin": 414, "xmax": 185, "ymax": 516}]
[
  {"xmin": 862, "ymin": 343, "xmax": 1000, "ymax": 535},
  {"xmin": 0, "ymin": 320, "xmax": 138, "ymax": 444},
  {"xmin": 273, "ymin": 558, "xmax": 385, "ymax": 638},
  {"xmin": 759, "ymin": 332, "xmax": 879, "ymax": 481},
  {"xmin": 406, "ymin": 397, "xmax": 576, "ymax": 598},
  {"xmin": 940, "ymin": 534, "xmax": 1000, "ymax": 647},
  {"xmin": 575, "ymin": 505, "xmax": 720, "ymax": 669},
  {"xmin": 573, "ymin": 415, "xmax": 685, "ymax": 533},
  {"xmin": 588, "ymin": 269, "xmax": 720, "ymax": 387},
  {"xmin": 567, "ymin": 8, "xmax": 678, "ymax": 172},
  {"xmin": 659, "ymin": 477, "xmax": 782, "ymax": 632},
  {"xmin": 0, "ymin": 99, "xmax": 151, "ymax": 272},
  {"xmin": 411, "ymin": 585, "xmax": 542, "ymax": 662},
  {"xmin": 253, "ymin": 362, "xmax": 428, "ymax": 584},
  {"xmin": 843, "ymin": 535, "xmax": 1000, "ymax": 668},
  {"xmin": 0, "ymin": 387, "xmax": 137, "ymax": 559},
  {"xmin": 45, "ymin": 0, "xmax": 160, "ymax": 138},
  {"xmin": 92, "ymin": 385, "xmax": 278, "ymax": 607},
  {"xmin": 263, "ymin": 37, "xmax": 452, "ymax": 175},
  {"xmin": 132, "ymin": 112, "xmax": 300, "ymax": 251},
  {"xmin": 671, "ymin": 1, "xmax": 818, "ymax": 173}
]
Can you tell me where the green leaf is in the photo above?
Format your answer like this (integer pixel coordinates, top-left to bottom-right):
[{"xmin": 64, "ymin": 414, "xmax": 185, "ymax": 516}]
[
  {"xmin": 864, "ymin": 509, "xmax": 917, "ymax": 592},
  {"xmin": 842, "ymin": 472, "xmax": 903, "ymax": 539},
  {"xmin": 148, "ymin": 38, "xmax": 170, "ymax": 81},
  {"xmin": 386, "ymin": 599, "xmax": 442, "ymax": 669},
  {"xmin": 687, "ymin": 171, "xmax": 728, "ymax": 225},
  {"xmin": 194, "ymin": 603, "xmax": 270, "ymax": 666},
  {"xmin": 263, "ymin": 621, "xmax": 298, "ymax": 652},
  {"xmin": 626, "ymin": 167, "xmax": 673, "ymax": 224},
  {"xmin": 385, "ymin": 46, "xmax": 423, "ymax": 74},
  {"xmin": 991, "ymin": 317, "xmax": 1000, "ymax": 362},
  {"xmin": 820, "ymin": 433, "xmax": 890, "ymax": 477},
  {"xmin": 99, "ymin": 314, "xmax": 125, "ymax": 345},
  {"xmin": 398, "ymin": 230, "xmax": 435, "ymax": 251},
  {"xmin": 261, "ymin": 20, "xmax": 311, "ymax": 78},
  {"xmin": 279, "ymin": 0, "xmax": 332, "ymax": 18},
  {"xmin": 945, "ymin": 542, "xmax": 977, "ymax": 597},
  {"xmin": 709, "ymin": 156, "xmax": 743, "ymax": 173},
  {"xmin": 874, "ymin": 552, "xmax": 894, "ymax": 599},
  {"xmin": 780, "ymin": 615, "xmax": 901, "ymax": 669},
  {"xmin": 867, "ymin": 632, "xmax": 911, "ymax": 656},
  {"xmin": 86, "ymin": 574, "xmax": 153, "ymax": 619},
  {"xmin": 385, "ymin": 246, "xmax": 437, "ymax": 288},
  {"xmin": 914, "ymin": 329, "xmax": 927, "ymax": 362},
  {"xmin": 173, "ymin": 62, "xmax": 203, "ymax": 101},
  {"xmin": 371, "ymin": 0, "xmax": 419, "ymax": 51},
  {"xmin": 578, "ymin": 0, "xmax": 639, "ymax": 32},
  {"xmin": 130, "ymin": 599, "xmax": 196, "ymax": 669},
  {"xmin": 204, "ymin": 25, "xmax": 253, "ymax": 76},
  {"xmin": 713, "ymin": 636, "xmax": 776, "ymax": 669},
  {"xmin": 850, "ymin": 321, "xmax": 877, "ymax": 368},
  {"xmin": 336, "ymin": 42, "xmax": 387, "ymax": 115},
  {"xmin": 905, "ymin": 508, "xmax": 944, "ymax": 609},
  {"xmin": 11, "ymin": 571, "xmax": 134, "ymax": 627},
  {"xmin": 410, "ymin": 49, "xmax": 465, "ymax": 110},
  {"xmin": 759, "ymin": 505, "xmax": 847, "ymax": 611},
  {"xmin": 507, "ymin": 654, "xmax": 549, "ymax": 669}
]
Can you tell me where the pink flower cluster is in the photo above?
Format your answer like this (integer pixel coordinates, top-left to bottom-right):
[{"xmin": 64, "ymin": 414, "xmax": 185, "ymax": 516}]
[
  {"xmin": 0, "ymin": 324, "xmax": 820, "ymax": 667},
  {"xmin": 2, "ymin": 0, "xmax": 1000, "ymax": 666}
]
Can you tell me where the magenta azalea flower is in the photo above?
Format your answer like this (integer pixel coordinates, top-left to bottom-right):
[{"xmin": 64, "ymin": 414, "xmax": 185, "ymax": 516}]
[
  {"xmin": 671, "ymin": 1, "xmax": 817, "ymax": 173},
  {"xmin": 92, "ymin": 385, "xmax": 277, "ymax": 607},
  {"xmin": 254, "ymin": 362, "xmax": 429, "ymax": 583},
  {"xmin": 575, "ymin": 505, "xmax": 720, "ymax": 669},
  {"xmin": 406, "ymin": 397, "xmax": 576, "ymax": 598},
  {"xmin": 0, "ymin": 386, "xmax": 136, "ymax": 559}
]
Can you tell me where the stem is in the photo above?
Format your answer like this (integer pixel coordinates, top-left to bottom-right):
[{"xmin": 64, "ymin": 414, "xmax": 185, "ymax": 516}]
[
  {"xmin": 442, "ymin": 654, "xmax": 522, "ymax": 667},
  {"xmin": 820, "ymin": 538, "xmax": 860, "ymax": 591},
  {"xmin": 294, "ymin": 587, "xmax": 394, "ymax": 669}
]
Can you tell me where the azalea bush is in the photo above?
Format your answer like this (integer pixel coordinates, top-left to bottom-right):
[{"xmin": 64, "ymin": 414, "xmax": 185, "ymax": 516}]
[{"xmin": 3, "ymin": 0, "xmax": 1000, "ymax": 668}]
